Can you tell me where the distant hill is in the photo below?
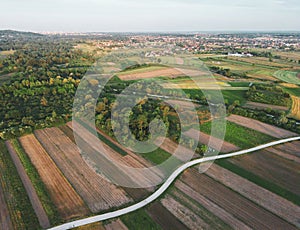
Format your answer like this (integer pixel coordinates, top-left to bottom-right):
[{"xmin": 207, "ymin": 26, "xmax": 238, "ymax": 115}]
[{"xmin": 0, "ymin": 30, "xmax": 44, "ymax": 38}]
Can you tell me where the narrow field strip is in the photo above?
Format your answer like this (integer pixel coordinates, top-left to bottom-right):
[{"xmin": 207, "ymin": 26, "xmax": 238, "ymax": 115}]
[
  {"xmin": 0, "ymin": 183, "xmax": 13, "ymax": 230},
  {"xmin": 6, "ymin": 141, "xmax": 50, "ymax": 228},
  {"xmin": 227, "ymin": 114, "xmax": 297, "ymax": 138}
]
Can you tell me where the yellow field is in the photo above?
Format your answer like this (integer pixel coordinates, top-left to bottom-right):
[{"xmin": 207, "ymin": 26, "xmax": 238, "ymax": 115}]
[
  {"xmin": 280, "ymin": 83, "xmax": 299, "ymax": 88},
  {"xmin": 163, "ymin": 79, "xmax": 248, "ymax": 90},
  {"xmin": 289, "ymin": 96, "xmax": 300, "ymax": 120},
  {"xmin": 0, "ymin": 50, "xmax": 15, "ymax": 56}
]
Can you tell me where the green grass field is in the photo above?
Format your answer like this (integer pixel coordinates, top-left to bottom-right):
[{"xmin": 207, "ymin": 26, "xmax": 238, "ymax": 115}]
[
  {"xmin": 120, "ymin": 209, "xmax": 162, "ymax": 230},
  {"xmin": 200, "ymin": 120, "xmax": 275, "ymax": 149},
  {"xmin": 139, "ymin": 148, "xmax": 172, "ymax": 165},
  {"xmin": 273, "ymin": 70, "xmax": 300, "ymax": 85}
]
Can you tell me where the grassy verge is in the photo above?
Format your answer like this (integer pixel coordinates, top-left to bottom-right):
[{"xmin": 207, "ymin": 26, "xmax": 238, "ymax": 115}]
[
  {"xmin": 139, "ymin": 148, "xmax": 172, "ymax": 165},
  {"xmin": 0, "ymin": 140, "xmax": 40, "ymax": 229},
  {"xmin": 120, "ymin": 208, "xmax": 162, "ymax": 230},
  {"xmin": 10, "ymin": 139, "xmax": 61, "ymax": 225},
  {"xmin": 217, "ymin": 159, "xmax": 300, "ymax": 206},
  {"xmin": 201, "ymin": 120, "xmax": 275, "ymax": 149}
]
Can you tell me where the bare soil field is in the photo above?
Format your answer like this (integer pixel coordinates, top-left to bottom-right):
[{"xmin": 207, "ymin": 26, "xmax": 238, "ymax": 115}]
[
  {"xmin": 59, "ymin": 125, "xmax": 152, "ymax": 201},
  {"xmin": 0, "ymin": 184, "xmax": 13, "ymax": 230},
  {"xmin": 227, "ymin": 114, "xmax": 297, "ymax": 138},
  {"xmin": 175, "ymin": 180, "xmax": 251, "ymax": 230},
  {"xmin": 267, "ymin": 146, "xmax": 300, "ymax": 163},
  {"xmin": 290, "ymin": 96, "xmax": 300, "ymax": 120},
  {"xmin": 147, "ymin": 202, "xmax": 188, "ymax": 230},
  {"xmin": 270, "ymin": 141, "xmax": 300, "ymax": 158},
  {"xmin": 35, "ymin": 128, "xmax": 132, "ymax": 213},
  {"xmin": 118, "ymin": 67, "xmax": 204, "ymax": 81},
  {"xmin": 180, "ymin": 168, "xmax": 297, "ymax": 229},
  {"xmin": 184, "ymin": 129, "xmax": 240, "ymax": 153},
  {"xmin": 105, "ymin": 219, "xmax": 128, "ymax": 230},
  {"xmin": 228, "ymin": 149, "xmax": 300, "ymax": 196},
  {"xmin": 243, "ymin": 101, "xmax": 288, "ymax": 111},
  {"xmin": 5, "ymin": 141, "xmax": 50, "ymax": 229},
  {"xmin": 170, "ymin": 189, "xmax": 232, "ymax": 230},
  {"xmin": 155, "ymin": 137, "xmax": 197, "ymax": 161},
  {"xmin": 161, "ymin": 195, "xmax": 209, "ymax": 229},
  {"xmin": 68, "ymin": 122, "xmax": 163, "ymax": 188},
  {"xmin": 19, "ymin": 134, "xmax": 88, "ymax": 220},
  {"xmin": 205, "ymin": 164, "xmax": 300, "ymax": 226}
]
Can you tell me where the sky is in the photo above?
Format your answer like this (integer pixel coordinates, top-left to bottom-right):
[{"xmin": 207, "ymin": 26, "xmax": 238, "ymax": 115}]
[{"xmin": 1, "ymin": 0, "xmax": 300, "ymax": 32}]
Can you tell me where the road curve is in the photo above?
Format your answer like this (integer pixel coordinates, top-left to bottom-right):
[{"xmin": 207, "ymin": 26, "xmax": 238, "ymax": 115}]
[{"xmin": 49, "ymin": 136, "xmax": 300, "ymax": 230}]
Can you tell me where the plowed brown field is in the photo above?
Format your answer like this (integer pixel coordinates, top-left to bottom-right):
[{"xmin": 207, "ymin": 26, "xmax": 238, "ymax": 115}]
[
  {"xmin": 180, "ymin": 169, "xmax": 297, "ymax": 229},
  {"xmin": 19, "ymin": 135, "xmax": 88, "ymax": 220},
  {"xmin": 35, "ymin": 128, "xmax": 132, "ymax": 213},
  {"xmin": 228, "ymin": 149, "xmax": 300, "ymax": 196}
]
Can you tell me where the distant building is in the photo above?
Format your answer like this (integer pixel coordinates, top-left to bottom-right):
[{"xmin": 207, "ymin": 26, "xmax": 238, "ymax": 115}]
[{"xmin": 228, "ymin": 53, "xmax": 253, "ymax": 57}]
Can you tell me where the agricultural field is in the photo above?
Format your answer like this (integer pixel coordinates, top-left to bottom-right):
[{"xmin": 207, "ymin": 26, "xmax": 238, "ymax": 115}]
[
  {"xmin": 243, "ymin": 101, "xmax": 289, "ymax": 111},
  {"xmin": 19, "ymin": 134, "xmax": 89, "ymax": 221},
  {"xmin": 200, "ymin": 118, "xmax": 276, "ymax": 149},
  {"xmin": 118, "ymin": 66, "xmax": 205, "ymax": 81},
  {"xmin": 34, "ymin": 127, "xmax": 132, "ymax": 213},
  {"xmin": 0, "ymin": 141, "xmax": 40, "ymax": 229},
  {"xmin": 5, "ymin": 141, "xmax": 50, "ymax": 228},
  {"xmin": 289, "ymin": 95, "xmax": 300, "ymax": 120},
  {"xmin": 273, "ymin": 70, "xmax": 300, "ymax": 85},
  {"xmin": 1, "ymin": 30, "xmax": 300, "ymax": 230},
  {"xmin": 184, "ymin": 129, "xmax": 240, "ymax": 153},
  {"xmin": 227, "ymin": 114, "xmax": 297, "ymax": 138}
]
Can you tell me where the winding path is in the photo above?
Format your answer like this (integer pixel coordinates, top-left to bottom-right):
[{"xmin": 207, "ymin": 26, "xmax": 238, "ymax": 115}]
[{"xmin": 49, "ymin": 136, "xmax": 300, "ymax": 230}]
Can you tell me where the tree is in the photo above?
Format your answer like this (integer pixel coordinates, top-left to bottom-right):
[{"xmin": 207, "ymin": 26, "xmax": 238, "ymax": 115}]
[{"xmin": 40, "ymin": 96, "xmax": 48, "ymax": 106}]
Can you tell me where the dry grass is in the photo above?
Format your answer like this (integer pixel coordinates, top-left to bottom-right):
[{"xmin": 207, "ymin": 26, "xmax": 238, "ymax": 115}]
[
  {"xmin": 280, "ymin": 83, "xmax": 299, "ymax": 88},
  {"xmin": 289, "ymin": 96, "xmax": 300, "ymax": 120}
]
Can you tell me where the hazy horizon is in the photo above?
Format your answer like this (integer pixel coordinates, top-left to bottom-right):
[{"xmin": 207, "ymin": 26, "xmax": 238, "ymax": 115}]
[{"xmin": 1, "ymin": 0, "xmax": 300, "ymax": 32}]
